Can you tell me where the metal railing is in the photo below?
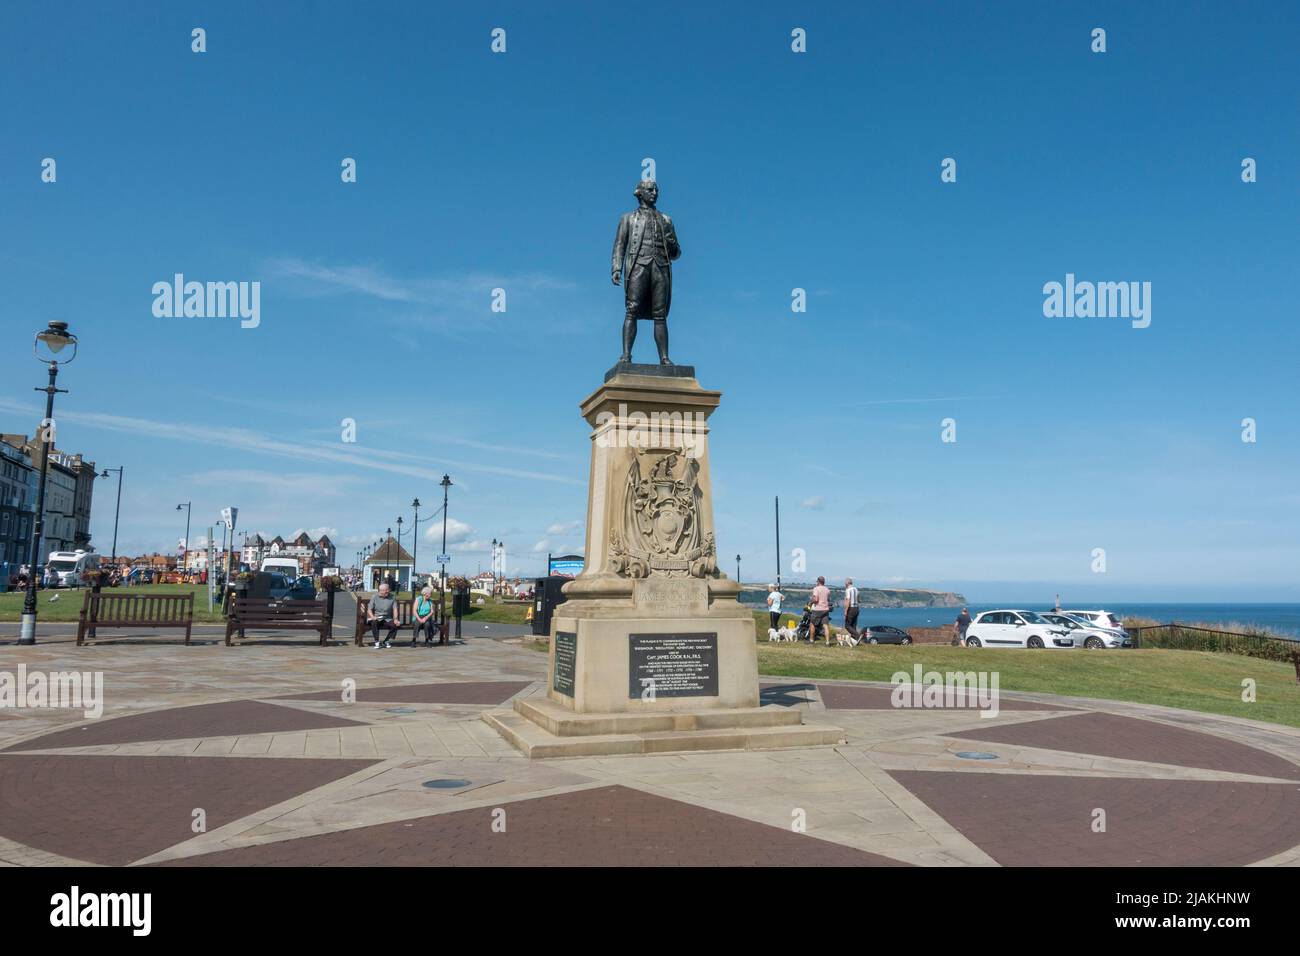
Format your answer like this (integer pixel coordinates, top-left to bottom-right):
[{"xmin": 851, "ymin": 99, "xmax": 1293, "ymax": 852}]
[{"xmin": 1127, "ymin": 622, "xmax": 1300, "ymax": 663}]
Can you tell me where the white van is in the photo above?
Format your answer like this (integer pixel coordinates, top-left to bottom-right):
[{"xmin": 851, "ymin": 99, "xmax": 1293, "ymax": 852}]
[
  {"xmin": 260, "ymin": 556, "xmax": 302, "ymax": 579},
  {"xmin": 46, "ymin": 550, "xmax": 101, "ymax": 588}
]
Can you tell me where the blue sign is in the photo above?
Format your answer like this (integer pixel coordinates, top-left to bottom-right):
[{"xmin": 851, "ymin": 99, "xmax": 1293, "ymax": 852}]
[{"xmin": 548, "ymin": 556, "xmax": 584, "ymax": 578}]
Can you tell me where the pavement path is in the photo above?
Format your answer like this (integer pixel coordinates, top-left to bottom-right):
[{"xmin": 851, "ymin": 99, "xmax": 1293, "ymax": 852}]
[{"xmin": 0, "ymin": 635, "xmax": 1297, "ymax": 867}]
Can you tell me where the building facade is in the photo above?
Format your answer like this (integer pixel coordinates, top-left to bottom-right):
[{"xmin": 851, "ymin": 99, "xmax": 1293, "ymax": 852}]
[
  {"xmin": 0, "ymin": 440, "xmax": 37, "ymax": 569},
  {"xmin": 0, "ymin": 429, "xmax": 96, "ymax": 564},
  {"xmin": 242, "ymin": 532, "xmax": 337, "ymax": 575}
]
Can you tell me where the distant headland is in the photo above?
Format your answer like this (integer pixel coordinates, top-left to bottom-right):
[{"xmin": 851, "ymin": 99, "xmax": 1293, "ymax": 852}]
[{"xmin": 742, "ymin": 584, "xmax": 966, "ymax": 608}]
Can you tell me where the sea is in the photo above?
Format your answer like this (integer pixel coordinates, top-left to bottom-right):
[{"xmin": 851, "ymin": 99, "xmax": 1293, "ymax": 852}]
[{"xmin": 738, "ymin": 589, "xmax": 1300, "ymax": 637}]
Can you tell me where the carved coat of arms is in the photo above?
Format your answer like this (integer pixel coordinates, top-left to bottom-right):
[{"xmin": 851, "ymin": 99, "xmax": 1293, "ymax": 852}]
[{"xmin": 609, "ymin": 449, "xmax": 717, "ymax": 579}]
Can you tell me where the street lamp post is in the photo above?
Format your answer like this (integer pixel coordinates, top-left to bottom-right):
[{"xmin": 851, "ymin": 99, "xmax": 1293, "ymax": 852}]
[
  {"xmin": 439, "ymin": 474, "xmax": 452, "ymax": 629},
  {"xmin": 176, "ymin": 502, "xmax": 191, "ymax": 578},
  {"xmin": 736, "ymin": 553, "xmax": 742, "ymax": 584},
  {"xmin": 396, "ymin": 516, "xmax": 405, "ymax": 593},
  {"xmin": 20, "ymin": 321, "xmax": 78, "ymax": 646},
  {"xmin": 385, "ymin": 527, "xmax": 393, "ymax": 589},
  {"xmin": 491, "ymin": 538, "xmax": 498, "ymax": 596},
  {"xmin": 97, "ymin": 467, "xmax": 124, "ymax": 562},
  {"xmin": 411, "ymin": 497, "xmax": 421, "ymax": 596}
]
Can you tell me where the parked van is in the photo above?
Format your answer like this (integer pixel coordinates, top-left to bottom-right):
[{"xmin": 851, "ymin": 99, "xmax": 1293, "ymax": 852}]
[
  {"xmin": 260, "ymin": 556, "xmax": 301, "ymax": 579},
  {"xmin": 46, "ymin": 550, "xmax": 101, "ymax": 588}
]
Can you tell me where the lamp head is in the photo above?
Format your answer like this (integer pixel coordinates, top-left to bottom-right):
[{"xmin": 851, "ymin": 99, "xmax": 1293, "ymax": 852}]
[{"xmin": 35, "ymin": 321, "xmax": 77, "ymax": 365}]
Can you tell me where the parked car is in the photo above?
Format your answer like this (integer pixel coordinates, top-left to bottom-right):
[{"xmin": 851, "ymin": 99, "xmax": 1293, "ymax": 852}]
[
  {"xmin": 263, "ymin": 573, "xmax": 295, "ymax": 600},
  {"xmin": 1063, "ymin": 609, "xmax": 1131, "ymax": 641},
  {"xmin": 964, "ymin": 609, "xmax": 1075, "ymax": 649},
  {"xmin": 287, "ymin": 575, "xmax": 317, "ymax": 601},
  {"xmin": 861, "ymin": 625, "xmax": 913, "ymax": 645},
  {"xmin": 1041, "ymin": 612, "xmax": 1132, "ymax": 648}
]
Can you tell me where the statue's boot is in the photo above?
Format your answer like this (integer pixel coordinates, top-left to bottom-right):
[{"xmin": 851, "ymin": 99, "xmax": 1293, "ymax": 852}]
[
  {"xmin": 654, "ymin": 317, "xmax": 672, "ymax": 365},
  {"xmin": 620, "ymin": 315, "xmax": 636, "ymax": 364}
]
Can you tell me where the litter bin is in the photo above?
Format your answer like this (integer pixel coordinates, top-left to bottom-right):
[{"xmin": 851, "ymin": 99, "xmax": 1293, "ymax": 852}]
[{"xmin": 531, "ymin": 575, "xmax": 570, "ymax": 636}]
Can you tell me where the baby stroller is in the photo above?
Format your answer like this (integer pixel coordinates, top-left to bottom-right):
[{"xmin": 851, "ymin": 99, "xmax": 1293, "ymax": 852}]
[{"xmin": 795, "ymin": 605, "xmax": 815, "ymax": 642}]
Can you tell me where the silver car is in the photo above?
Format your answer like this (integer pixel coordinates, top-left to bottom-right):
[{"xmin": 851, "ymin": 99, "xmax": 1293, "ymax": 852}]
[
  {"xmin": 1041, "ymin": 612, "xmax": 1130, "ymax": 649},
  {"xmin": 1062, "ymin": 609, "xmax": 1133, "ymax": 646}
]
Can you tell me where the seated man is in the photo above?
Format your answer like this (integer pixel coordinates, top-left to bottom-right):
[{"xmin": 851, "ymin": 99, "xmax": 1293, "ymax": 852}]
[{"xmin": 367, "ymin": 582, "xmax": 401, "ymax": 649}]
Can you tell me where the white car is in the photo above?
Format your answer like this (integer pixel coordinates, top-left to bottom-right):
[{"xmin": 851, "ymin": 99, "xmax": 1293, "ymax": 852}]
[
  {"xmin": 1041, "ymin": 612, "xmax": 1131, "ymax": 649},
  {"xmin": 1063, "ymin": 609, "xmax": 1131, "ymax": 643},
  {"xmin": 964, "ymin": 609, "xmax": 1075, "ymax": 649}
]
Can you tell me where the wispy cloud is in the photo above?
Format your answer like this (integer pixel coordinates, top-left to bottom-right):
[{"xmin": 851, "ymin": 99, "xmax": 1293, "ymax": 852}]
[
  {"xmin": 0, "ymin": 398, "xmax": 583, "ymax": 487},
  {"xmin": 842, "ymin": 394, "xmax": 1002, "ymax": 408},
  {"xmin": 263, "ymin": 258, "xmax": 577, "ymax": 308}
]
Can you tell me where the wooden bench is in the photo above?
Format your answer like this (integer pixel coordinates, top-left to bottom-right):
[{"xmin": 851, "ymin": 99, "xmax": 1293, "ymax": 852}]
[
  {"xmin": 77, "ymin": 591, "xmax": 194, "ymax": 645},
  {"xmin": 226, "ymin": 596, "xmax": 332, "ymax": 646},
  {"xmin": 354, "ymin": 596, "xmax": 447, "ymax": 646}
]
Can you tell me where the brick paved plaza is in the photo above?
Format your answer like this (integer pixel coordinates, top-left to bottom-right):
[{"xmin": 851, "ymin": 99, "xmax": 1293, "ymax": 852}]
[{"xmin": 2, "ymin": 627, "xmax": 1299, "ymax": 867}]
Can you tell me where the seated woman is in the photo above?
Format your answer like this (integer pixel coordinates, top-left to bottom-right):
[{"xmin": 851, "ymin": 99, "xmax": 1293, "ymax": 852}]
[{"xmin": 412, "ymin": 586, "xmax": 438, "ymax": 647}]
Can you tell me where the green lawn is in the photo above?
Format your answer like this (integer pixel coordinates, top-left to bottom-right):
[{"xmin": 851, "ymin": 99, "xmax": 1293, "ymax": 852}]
[
  {"xmin": 755, "ymin": 640, "xmax": 1300, "ymax": 729},
  {"xmin": 0, "ymin": 584, "xmax": 229, "ymax": 623}
]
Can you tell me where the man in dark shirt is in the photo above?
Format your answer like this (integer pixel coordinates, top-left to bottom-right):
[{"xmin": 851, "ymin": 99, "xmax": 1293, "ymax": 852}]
[
  {"xmin": 367, "ymin": 582, "xmax": 400, "ymax": 649},
  {"xmin": 954, "ymin": 607, "xmax": 972, "ymax": 647}
]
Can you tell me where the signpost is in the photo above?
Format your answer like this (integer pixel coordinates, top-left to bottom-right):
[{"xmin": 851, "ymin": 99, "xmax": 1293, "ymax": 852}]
[{"xmin": 221, "ymin": 507, "xmax": 238, "ymax": 611}]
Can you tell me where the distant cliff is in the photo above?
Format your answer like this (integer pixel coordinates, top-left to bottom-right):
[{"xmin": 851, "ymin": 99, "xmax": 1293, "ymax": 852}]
[{"xmin": 765, "ymin": 585, "xmax": 966, "ymax": 608}]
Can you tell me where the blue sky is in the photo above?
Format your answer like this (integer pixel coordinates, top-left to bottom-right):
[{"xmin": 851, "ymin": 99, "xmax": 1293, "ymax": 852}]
[{"xmin": 2, "ymin": 1, "xmax": 1297, "ymax": 600}]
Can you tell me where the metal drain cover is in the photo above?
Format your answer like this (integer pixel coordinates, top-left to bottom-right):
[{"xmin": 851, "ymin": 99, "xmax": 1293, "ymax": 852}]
[
  {"xmin": 955, "ymin": 751, "xmax": 1000, "ymax": 760},
  {"xmin": 422, "ymin": 778, "xmax": 472, "ymax": 790}
]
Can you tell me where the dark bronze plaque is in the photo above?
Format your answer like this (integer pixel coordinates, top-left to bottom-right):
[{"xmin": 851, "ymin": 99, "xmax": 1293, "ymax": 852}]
[
  {"xmin": 553, "ymin": 630, "xmax": 577, "ymax": 697},
  {"xmin": 628, "ymin": 632, "xmax": 718, "ymax": 699}
]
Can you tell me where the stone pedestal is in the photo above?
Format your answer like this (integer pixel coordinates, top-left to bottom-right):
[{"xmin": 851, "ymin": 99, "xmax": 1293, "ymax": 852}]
[{"xmin": 483, "ymin": 365, "xmax": 842, "ymax": 756}]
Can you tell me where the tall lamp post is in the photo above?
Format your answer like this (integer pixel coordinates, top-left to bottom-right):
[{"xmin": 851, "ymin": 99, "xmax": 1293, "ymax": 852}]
[
  {"xmin": 439, "ymin": 474, "xmax": 452, "ymax": 623},
  {"xmin": 736, "ymin": 553, "xmax": 742, "ymax": 585},
  {"xmin": 491, "ymin": 538, "xmax": 498, "ymax": 595},
  {"xmin": 411, "ymin": 497, "xmax": 421, "ymax": 595},
  {"xmin": 98, "ymin": 467, "xmax": 124, "ymax": 562},
  {"xmin": 176, "ymin": 502, "xmax": 191, "ymax": 578},
  {"xmin": 395, "ymin": 516, "xmax": 405, "ymax": 592},
  {"xmin": 20, "ymin": 321, "xmax": 78, "ymax": 646},
  {"xmin": 774, "ymin": 495, "xmax": 782, "ymax": 590},
  {"xmin": 385, "ymin": 527, "xmax": 393, "ymax": 588}
]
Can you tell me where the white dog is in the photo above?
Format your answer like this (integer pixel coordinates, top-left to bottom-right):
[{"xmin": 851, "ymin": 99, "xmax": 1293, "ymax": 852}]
[{"xmin": 767, "ymin": 627, "xmax": 780, "ymax": 642}]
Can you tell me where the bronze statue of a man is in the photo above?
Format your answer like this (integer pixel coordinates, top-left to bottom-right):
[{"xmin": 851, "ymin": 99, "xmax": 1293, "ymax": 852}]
[{"xmin": 611, "ymin": 180, "xmax": 681, "ymax": 365}]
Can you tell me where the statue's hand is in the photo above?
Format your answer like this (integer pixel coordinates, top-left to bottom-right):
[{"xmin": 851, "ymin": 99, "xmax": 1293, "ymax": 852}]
[{"xmin": 611, "ymin": 272, "xmax": 621, "ymax": 286}]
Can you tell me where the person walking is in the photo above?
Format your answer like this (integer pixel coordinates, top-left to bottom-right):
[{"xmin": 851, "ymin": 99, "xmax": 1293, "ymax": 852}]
[
  {"xmin": 954, "ymin": 607, "xmax": 972, "ymax": 647},
  {"xmin": 367, "ymin": 581, "xmax": 401, "ymax": 648},
  {"xmin": 809, "ymin": 576, "xmax": 831, "ymax": 645},
  {"xmin": 842, "ymin": 578, "xmax": 860, "ymax": 645},
  {"xmin": 413, "ymin": 585, "xmax": 438, "ymax": 647},
  {"xmin": 766, "ymin": 583, "xmax": 784, "ymax": 633}
]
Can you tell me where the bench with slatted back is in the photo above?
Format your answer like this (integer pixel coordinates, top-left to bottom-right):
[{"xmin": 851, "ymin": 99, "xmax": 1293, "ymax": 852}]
[
  {"xmin": 226, "ymin": 595, "xmax": 332, "ymax": 646},
  {"xmin": 353, "ymin": 596, "xmax": 448, "ymax": 646},
  {"xmin": 77, "ymin": 591, "xmax": 194, "ymax": 645}
]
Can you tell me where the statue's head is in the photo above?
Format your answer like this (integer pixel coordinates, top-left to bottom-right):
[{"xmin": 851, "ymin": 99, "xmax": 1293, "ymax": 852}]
[{"xmin": 634, "ymin": 180, "xmax": 658, "ymax": 205}]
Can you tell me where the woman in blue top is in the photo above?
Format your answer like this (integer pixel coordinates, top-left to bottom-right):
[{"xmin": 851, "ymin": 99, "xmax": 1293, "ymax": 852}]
[{"xmin": 413, "ymin": 586, "xmax": 438, "ymax": 646}]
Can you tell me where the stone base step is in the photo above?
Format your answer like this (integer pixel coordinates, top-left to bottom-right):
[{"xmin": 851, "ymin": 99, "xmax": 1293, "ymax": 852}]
[
  {"xmin": 513, "ymin": 696, "xmax": 803, "ymax": 737},
  {"xmin": 482, "ymin": 707, "xmax": 845, "ymax": 759}
]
